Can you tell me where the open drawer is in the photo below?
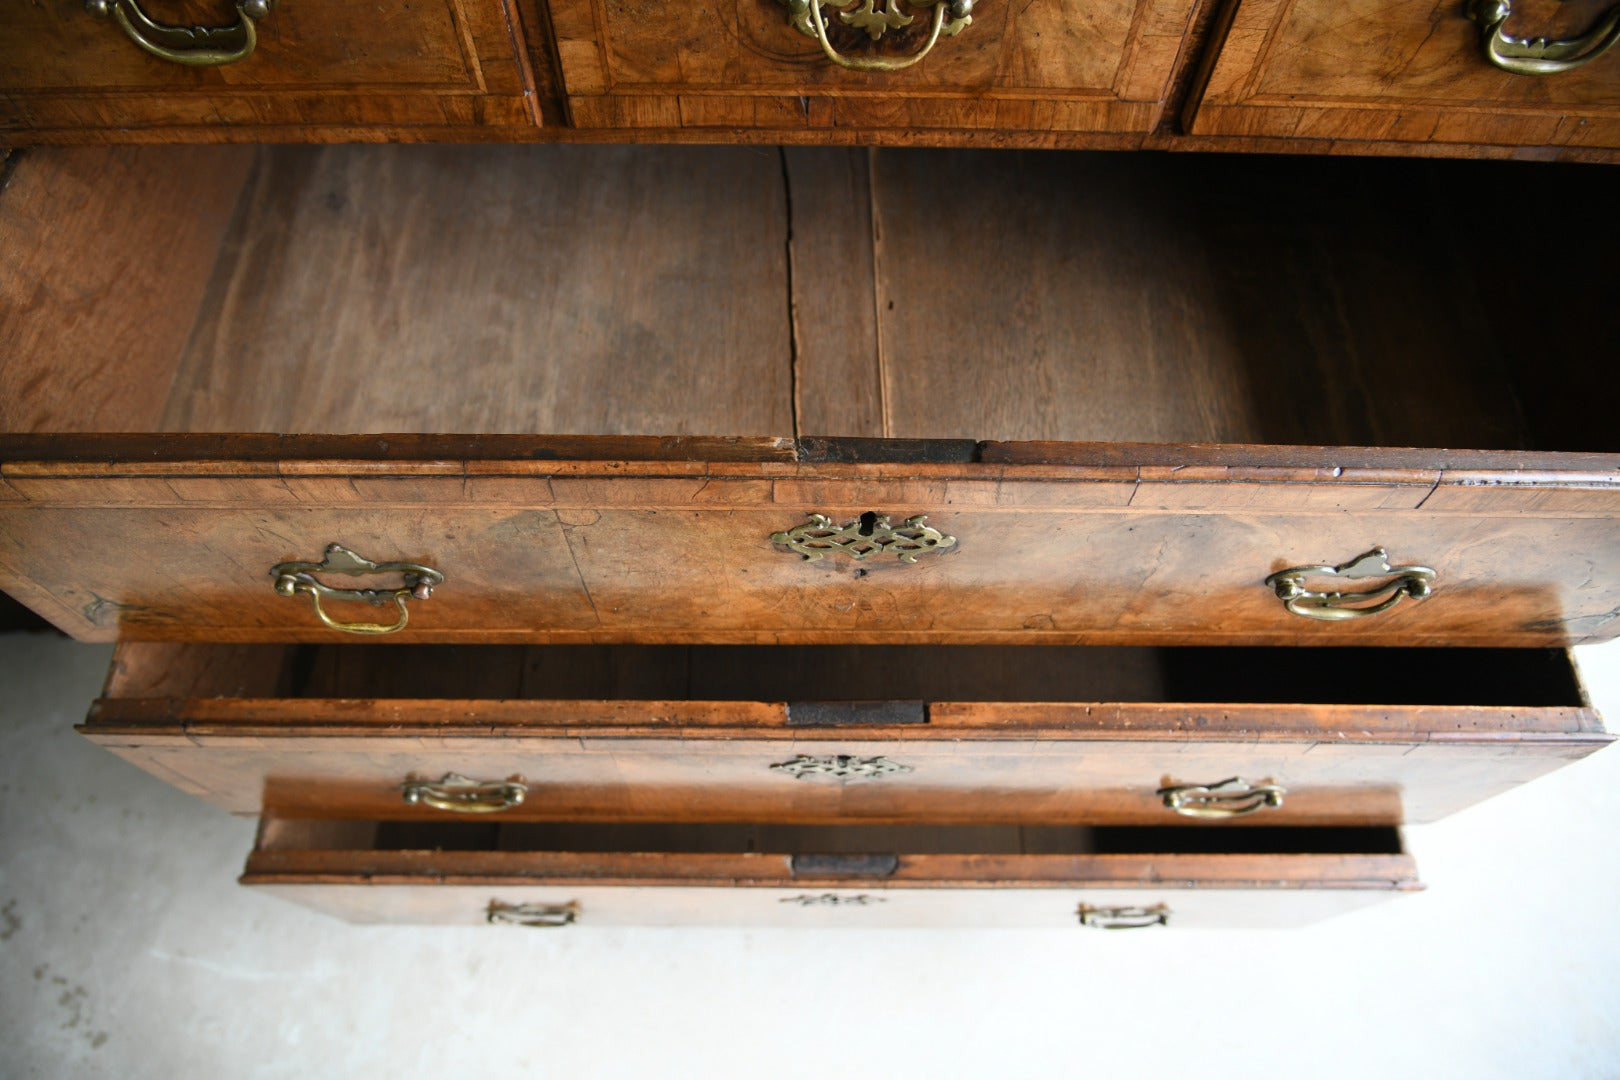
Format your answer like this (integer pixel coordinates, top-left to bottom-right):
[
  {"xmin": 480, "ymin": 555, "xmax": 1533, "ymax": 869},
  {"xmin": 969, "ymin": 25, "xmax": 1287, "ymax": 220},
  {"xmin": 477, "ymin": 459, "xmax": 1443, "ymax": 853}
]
[
  {"xmin": 83, "ymin": 642, "xmax": 1611, "ymax": 827},
  {"xmin": 241, "ymin": 817, "xmax": 1420, "ymax": 927},
  {"xmin": 5, "ymin": 146, "xmax": 1619, "ymax": 647}
]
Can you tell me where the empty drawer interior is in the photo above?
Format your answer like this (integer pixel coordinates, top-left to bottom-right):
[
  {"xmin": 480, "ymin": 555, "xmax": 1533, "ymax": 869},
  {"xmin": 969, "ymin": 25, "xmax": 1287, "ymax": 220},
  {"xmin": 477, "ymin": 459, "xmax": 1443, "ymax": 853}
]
[
  {"xmin": 261, "ymin": 818, "xmax": 1407, "ymax": 858},
  {"xmin": 102, "ymin": 642, "xmax": 1590, "ymax": 709},
  {"xmin": 5, "ymin": 145, "xmax": 1616, "ymax": 454}
]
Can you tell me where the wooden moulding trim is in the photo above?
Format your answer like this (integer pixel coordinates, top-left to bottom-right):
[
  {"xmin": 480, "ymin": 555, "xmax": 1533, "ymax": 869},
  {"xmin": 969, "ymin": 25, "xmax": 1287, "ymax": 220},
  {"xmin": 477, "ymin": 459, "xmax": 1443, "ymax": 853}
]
[
  {"xmin": 494, "ymin": 0, "xmax": 545, "ymax": 128},
  {"xmin": 0, "ymin": 434, "xmax": 799, "ymax": 465},
  {"xmin": 980, "ymin": 441, "xmax": 1620, "ymax": 475},
  {"xmin": 66, "ymin": 628, "xmax": 1620, "ymax": 647},
  {"xmin": 1, "ymin": 436, "xmax": 1616, "ymax": 481},
  {"xmin": 238, "ymin": 850, "xmax": 1423, "ymax": 889},
  {"xmin": 9, "ymin": 124, "xmax": 1618, "ymax": 163},
  {"xmin": 80, "ymin": 698, "xmax": 1611, "ymax": 740}
]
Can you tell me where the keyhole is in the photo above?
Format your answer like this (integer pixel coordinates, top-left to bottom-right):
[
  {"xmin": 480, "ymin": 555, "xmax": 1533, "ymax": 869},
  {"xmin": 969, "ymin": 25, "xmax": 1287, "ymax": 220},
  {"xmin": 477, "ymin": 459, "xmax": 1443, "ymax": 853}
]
[{"xmin": 858, "ymin": 511, "xmax": 878, "ymax": 536}]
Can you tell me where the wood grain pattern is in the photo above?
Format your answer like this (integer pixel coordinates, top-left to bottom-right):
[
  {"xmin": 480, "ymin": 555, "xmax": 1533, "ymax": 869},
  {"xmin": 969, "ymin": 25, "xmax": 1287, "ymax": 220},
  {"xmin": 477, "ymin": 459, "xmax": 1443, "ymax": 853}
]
[
  {"xmin": 150, "ymin": 147, "xmax": 1561, "ymax": 449},
  {"xmin": 3, "ymin": 448, "xmax": 1619, "ymax": 645},
  {"xmin": 160, "ymin": 145, "xmax": 794, "ymax": 435},
  {"xmin": 868, "ymin": 150, "xmax": 1533, "ymax": 446},
  {"xmin": 9, "ymin": 434, "xmax": 1620, "ymax": 471},
  {"xmin": 9, "ymin": 147, "xmax": 1602, "ymax": 451},
  {"xmin": 0, "ymin": 0, "xmax": 535, "ymax": 134},
  {"xmin": 782, "ymin": 148, "xmax": 885, "ymax": 437},
  {"xmin": 4, "ymin": 0, "xmax": 1619, "ymax": 159},
  {"xmin": 1188, "ymin": 0, "xmax": 1620, "ymax": 150},
  {"xmin": 0, "ymin": 146, "xmax": 253, "ymax": 432},
  {"xmin": 549, "ymin": 0, "xmax": 1198, "ymax": 133},
  {"xmin": 4, "ymin": 147, "xmax": 1619, "ymax": 647},
  {"xmin": 8, "ymin": 121, "xmax": 1620, "ymax": 162}
]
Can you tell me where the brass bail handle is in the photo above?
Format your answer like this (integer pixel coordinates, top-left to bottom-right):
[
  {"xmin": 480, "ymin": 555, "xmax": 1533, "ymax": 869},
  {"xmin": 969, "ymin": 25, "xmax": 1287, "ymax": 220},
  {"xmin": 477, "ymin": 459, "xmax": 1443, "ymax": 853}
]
[
  {"xmin": 1466, "ymin": 0, "xmax": 1620, "ymax": 75},
  {"xmin": 486, "ymin": 901, "xmax": 578, "ymax": 928},
  {"xmin": 270, "ymin": 544, "xmax": 444, "ymax": 636},
  {"xmin": 1265, "ymin": 547, "xmax": 1435, "ymax": 621},
  {"xmin": 402, "ymin": 774, "xmax": 528, "ymax": 814},
  {"xmin": 87, "ymin": 0, "xmax": 276, "ymax": 67},
  {"xmin": 1077, "ymin": 904, "xmax": 1171, "ymax": 929},
  {"xmin": 1158, "ymin": 776, "xmax": 1286, "ymax": 818},
  {"xmin": 780, "ymin": 0, "xmax": 975, "ymax": 72}
]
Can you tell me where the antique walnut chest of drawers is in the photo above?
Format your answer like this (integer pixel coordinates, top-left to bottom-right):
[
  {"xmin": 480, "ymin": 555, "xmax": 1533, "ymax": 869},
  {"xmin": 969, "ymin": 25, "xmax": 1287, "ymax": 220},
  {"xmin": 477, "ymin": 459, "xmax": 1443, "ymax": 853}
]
[{"xmin": 2, "ymin": 0, "xmax": 1618, "ymax": 928}]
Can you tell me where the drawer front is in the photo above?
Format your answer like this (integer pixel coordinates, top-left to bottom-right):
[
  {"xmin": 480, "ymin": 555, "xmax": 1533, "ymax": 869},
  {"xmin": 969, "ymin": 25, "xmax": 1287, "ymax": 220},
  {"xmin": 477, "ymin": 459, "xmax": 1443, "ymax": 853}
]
[
  {"xmin": 547, "ymin": 0, "xmax": 1197, "ymax": 133},
  {"xmin": 246, "ymin": 881, "xmax": 1409, "ymax": 928},
  {"xmin": 82, "ymin": 643, "xmax": 1610, "ymax": 825},
  {"xmin": 1190, "ymin": 0, "xmax": 1620, "ymax": 150},
  {"xmin": 242, "ymin": 818, "xmax": 1420, "ymax": 926},
  {"xmin": 6, "ymin": 453, "xmax": 1620, "ymax": 645},
  {"xmin": 1, "ymin": 0, "xmax": 534, "ymax": 133},
  {"xmin": 97, "ymin": 727, "xmax": 1603, "ymax": 826}
]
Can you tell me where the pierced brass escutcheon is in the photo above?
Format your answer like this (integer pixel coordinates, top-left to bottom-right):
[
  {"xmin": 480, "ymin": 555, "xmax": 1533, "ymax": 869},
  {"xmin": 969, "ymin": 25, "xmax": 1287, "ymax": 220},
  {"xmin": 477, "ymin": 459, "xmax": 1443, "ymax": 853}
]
[
  {"xmin": 486, "ymin": 901, "xmax": 578, "ymax": 928},
  {"xmin": 270, "ymin": 544, "xmax": 443, "ymax": 636},
  {"xmin": 781, "ymin": 893, "xmax": 887, "ymax": 906},
  {"xmin": 777, "ymin": 0, "xmax": 974, "ymax": 71},
  {"xmin": 770, "ymin": 754, "xmax": 913, "ymax": 782},
  {"xmin": 86, "ymin": 0, "xmax": 276, "ymax": 67},
  {"xmin": 771, "ymin": 512, "xmax": 956, "ymax": 564},
  {"xmin": 1158, "ymin": 776, "xmax": 1286, "ymax": 819},
  {"xmin": 1077, "ymin": 904, "xmax": 1171, "ymax": 929},
  {"xmin": 402, "ymin": 774, "xmax": 527, "ymax": 814},
  {"xmin": 1266, "ymin": 547, "xmax": 1434, "ymax": 621},
  {"xmin": 1466, "ymin": 0, "xmax": 1620, "ymax": 75}
]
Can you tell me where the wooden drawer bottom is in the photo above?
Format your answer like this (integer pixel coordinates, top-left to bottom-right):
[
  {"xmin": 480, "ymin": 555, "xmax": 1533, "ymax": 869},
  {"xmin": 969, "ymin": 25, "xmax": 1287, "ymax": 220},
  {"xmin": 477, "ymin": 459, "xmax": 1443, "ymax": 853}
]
[{"xmin": 242, "ymin": 818, "xmax": 1420, "ymax": 928}]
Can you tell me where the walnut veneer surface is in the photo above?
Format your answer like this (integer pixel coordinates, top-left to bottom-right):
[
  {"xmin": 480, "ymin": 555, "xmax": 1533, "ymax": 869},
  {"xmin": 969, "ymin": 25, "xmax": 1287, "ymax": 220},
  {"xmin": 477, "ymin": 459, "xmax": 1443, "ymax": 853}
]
[
  {"xmin": 3, "ymin": 0, "xmax": 1619, "ymax": 158},
  {"xmin": 3, "ymin": 0, "xmax": 1617, "ymax": 925},
  {"xmin": 85, "ymin": 642, "xmax": 1606, "ymax": 826},
  {"xmin": 2, "ymin": 145, "xmax": 1618, "ymax": 648}
]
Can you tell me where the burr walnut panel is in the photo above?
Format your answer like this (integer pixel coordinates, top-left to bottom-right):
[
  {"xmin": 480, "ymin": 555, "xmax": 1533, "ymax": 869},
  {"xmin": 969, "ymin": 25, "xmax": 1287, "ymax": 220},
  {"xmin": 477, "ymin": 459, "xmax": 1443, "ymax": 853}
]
[
  {"xmin": 547, "ymin": 0, "xmax": 1199, "ymax": 132},
  {"xmin": 4, "ymin": 448, "xmax": 1620, "ymax": 646},
  {"xmin": 0, "ymin": 0, "xmax": 536, "ymax": 133},
  {"xmin": 1188, "ymin": 0, "xmax": 1620, "ymax": 150}
]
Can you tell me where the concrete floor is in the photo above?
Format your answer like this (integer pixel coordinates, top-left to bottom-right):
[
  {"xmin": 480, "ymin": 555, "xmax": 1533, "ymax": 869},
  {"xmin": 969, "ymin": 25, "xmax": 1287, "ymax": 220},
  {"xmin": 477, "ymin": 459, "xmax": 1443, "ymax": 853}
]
[{"xmin": 3, "ymin": 632, "xmax": 1619, "ymax": 1079}]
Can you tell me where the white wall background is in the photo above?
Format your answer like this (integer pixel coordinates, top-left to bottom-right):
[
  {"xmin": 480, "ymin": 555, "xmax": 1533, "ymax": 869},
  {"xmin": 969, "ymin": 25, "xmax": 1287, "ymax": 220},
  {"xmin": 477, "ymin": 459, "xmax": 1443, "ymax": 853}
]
[{"xmin": 3, "ymin": 633, "xmax": 1618, "ymax": 1078}]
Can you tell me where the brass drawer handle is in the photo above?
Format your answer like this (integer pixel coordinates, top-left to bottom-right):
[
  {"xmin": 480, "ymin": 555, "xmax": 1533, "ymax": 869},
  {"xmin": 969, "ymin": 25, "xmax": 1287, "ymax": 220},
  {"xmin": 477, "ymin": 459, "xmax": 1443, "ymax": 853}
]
[
  {"xmin": 270, "ymin": 544, "xmax": 443, "ymax": 636},
  {"xmin": 778, "ymin": 0, "xmax": 973, "ymax": 72},
  {"xmin": 402, "ymin": 773, "xmax": 527, "ymax": 814},
  {"xmin": 87, "ymin": 0, "xmax": 275, "ymax": 67},
  {"xmin": 772, "ymin": 512, "xmax": 956, "ymax": 564},
  {"xmin": 1078, "ymin": 904, "xmax": 1170, "ymax": 929},
  {"xmin": 1158, "ymin": 776, "xmax": 1285, "ymax": 818},
  {"xmin": 1466, "ymin": 0, "xmax": 1620, "ymax": 75},
  {"xmin": 1265, "ymin": 547, "xmax": 1434, "ymax": 621},
  {"xmin": 487, "ymin": 901, "xmax": 578, "ymax": 928}
]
